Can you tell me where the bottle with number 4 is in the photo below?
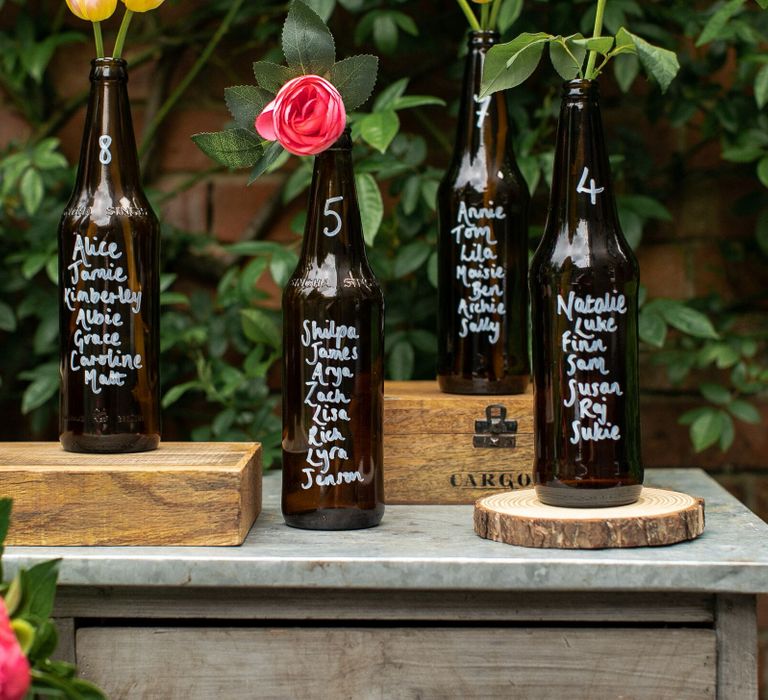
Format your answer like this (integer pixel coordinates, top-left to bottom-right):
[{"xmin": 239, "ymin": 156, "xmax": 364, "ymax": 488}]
[{"xmin": 530, "ymin": 80, "xmax": 643, "ymax": 507}]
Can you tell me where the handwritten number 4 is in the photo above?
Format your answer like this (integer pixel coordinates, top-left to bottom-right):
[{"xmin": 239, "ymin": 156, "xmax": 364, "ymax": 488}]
[
  {"xmin": 577, "ymin": 167, "xmax": 604, "ymax": 205},
  {"xmin": 323, "ymin": 196, "xmax": 344, "ymax": 237}
]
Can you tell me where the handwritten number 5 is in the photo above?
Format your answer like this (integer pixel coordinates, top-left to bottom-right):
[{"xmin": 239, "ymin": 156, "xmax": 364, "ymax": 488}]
[{"xmin": 323, "ymin": 196, "xmax": 344, "ymax": 237}]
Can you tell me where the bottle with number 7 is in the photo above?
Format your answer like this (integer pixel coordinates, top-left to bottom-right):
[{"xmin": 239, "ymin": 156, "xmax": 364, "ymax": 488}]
[
  {"xmin": 530, "ymin": 80, "xmax": 643, "ymax": 507},
  {"xmin": 282, "ymin": 129, "xmax": 385, "ymax": 529}
]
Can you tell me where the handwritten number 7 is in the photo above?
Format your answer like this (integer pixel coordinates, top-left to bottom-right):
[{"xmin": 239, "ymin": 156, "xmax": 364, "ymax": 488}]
[{"xmin": 323, "ymin": 196, "xmax": 344, "ymax": 237}]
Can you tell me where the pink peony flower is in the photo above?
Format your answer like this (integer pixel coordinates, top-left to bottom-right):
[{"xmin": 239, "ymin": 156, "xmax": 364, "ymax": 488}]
[
  {"xmin": 0, "ymin": 600, "xmax": 30, "ymax": 700},
  {"xmin": 256, "ymin": 75, "xmax": 346, "ymax": 156}
]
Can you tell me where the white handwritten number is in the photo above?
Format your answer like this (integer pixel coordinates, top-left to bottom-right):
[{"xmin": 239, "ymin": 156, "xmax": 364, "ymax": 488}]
[
  {"xmin": 474, "ymin": 95, "xmax": 491, "ymax": 129},
  {"xmin": 577, "ymin": 166, "xmax": 604, "ymax": 205},
  {"xmin": 99, "ymin": 135, "xmax": 113, "ymax": 165},
  {"xmin": 322, "ymin": 195, "xmax": 344, "ymax": 237}
]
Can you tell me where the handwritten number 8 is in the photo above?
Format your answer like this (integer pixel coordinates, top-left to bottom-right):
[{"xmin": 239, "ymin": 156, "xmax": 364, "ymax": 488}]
[
  {"xmin": 99, "ymin": 135, "xmax": 113, "ymax": 165},
  {"xmin": 323, "ymin": 196, "xmax": 344, "ymax": 237}
]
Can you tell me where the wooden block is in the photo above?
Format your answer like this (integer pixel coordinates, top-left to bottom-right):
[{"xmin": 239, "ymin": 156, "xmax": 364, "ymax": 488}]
[
  {"xmin": 474, "ymin": 487, "xmax": 705, "ymax": 549},
  {"xmin": 383, "ymin": 380, "xmax": 533, "ymax": 505},
  {"xmin": 76, "ymin": 626, "xmax": 716, "ymax": 699},
  {"xmin": 0, "ymin": 442, "xmax": 261, "ymax": 546}
]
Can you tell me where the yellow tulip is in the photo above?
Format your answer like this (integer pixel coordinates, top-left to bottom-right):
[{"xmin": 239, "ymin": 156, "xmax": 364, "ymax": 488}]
[
  {"xmin": 121, "ymin": 0, "xmax": 164, "ymax": 11},
  {"xmin": 65, "ymin": 0, "xmax": 117, "ymax": 21}
]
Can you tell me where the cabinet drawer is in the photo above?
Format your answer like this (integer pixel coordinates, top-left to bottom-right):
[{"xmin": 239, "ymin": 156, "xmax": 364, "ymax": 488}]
[{"xmin": 77, "ymin": 626, "xmax": 716, "ymax": 699}]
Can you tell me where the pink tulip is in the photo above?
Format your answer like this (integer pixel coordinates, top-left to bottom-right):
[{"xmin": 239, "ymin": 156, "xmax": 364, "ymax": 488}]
[
  {"xmin": 256, "ymin": 75, "xmax": 347, "ymax": 156},
  {"xmin": 0, "ymin": 600, "xmax": 30, "ymax": 700}
]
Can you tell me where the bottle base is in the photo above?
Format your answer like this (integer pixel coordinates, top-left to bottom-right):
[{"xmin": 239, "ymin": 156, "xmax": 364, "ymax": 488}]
[
  {"xmin": 60, "ymin": 432, "xmax": 160, "ymax": 454},
  {"xmin": 536, "ymin": 484, "xmax": 642, "ymax": 508},
  {"xmin": 283, "ymin": 507, "xmax": 384, "ymax": 531},
  {"xmin": 437, "ymin": 374, "xmax": 529, "ymax": 395}
]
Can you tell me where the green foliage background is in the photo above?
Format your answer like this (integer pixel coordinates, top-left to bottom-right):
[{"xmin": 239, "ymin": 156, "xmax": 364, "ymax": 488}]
[{"xmin": 0, "ymin": 0, "xmax": 766, "ymax": 462}]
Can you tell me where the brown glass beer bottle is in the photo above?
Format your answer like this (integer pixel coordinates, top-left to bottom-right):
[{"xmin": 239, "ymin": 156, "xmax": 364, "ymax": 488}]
[
  {"xmin": 282, "ymin": 130, "xmax": 385, "ymax": 530},
  {"xmin": 58, "ymin": 58, "xmax": 160, "ymax": 453},
  {"xmin": 531, "ymin": 80, "xmax": 643, "ymax": 507},
  {"xmin": 437, "ymin": 31, "xmax": 530, "ymax": 395}
]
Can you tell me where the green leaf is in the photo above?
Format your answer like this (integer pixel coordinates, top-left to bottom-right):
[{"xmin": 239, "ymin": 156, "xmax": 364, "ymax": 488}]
[
  {"xmin": 614, "ymin": 53, "xmax": 640, "ymax": 92},
  {"xmin": 700, "ymin": 382, "xmax": 731, "ymax": 405},
  {"xmin": 373, "ymin": 78, "xmax": 409, "ymax": 111},
  {"xmin": 21, "ymin": 559, "xmax": 60, "ymax": 619},
  {"xmin": 241, "ymin": 309, "xmax": 281, "ymax": 348},
  {"xmin": 373, "ymin": 14, "xmax": 398, "ymax": 53},
  {"xmin": 355, "ymin": 173, "xmax": 384, "ymax": 245},
  {"xmin": 328, "ymin": 55, "xmax": 379, "ymax": 111},
  {"xmin": 497, "ymin": 0, "xmax": 523, "ymax": 33},
  {"xmin": 252, "ymin": 62, "xmax": 295, "ymax": 94},
  {"xmin": 0, "ymin": 301, "xmax": 16, "ymax": 332},
  {"xmin": 388, "ymin": 340, "xmax": 415, "ymax": 380},
  {"xmin": 549, "ymin": 35, "xmax": 586, "ymax": 80},
  {"xmin": 304, "ymin": 0, "xmax": 335, "ymax": 22},
  {"xmin": 480, "ymin": 33, "xmax": 550, "ymax": 98},
  {"xmin": 719, "ymin": 411, "xmax": 735, "ymax": 451},
  {"xmin": 162, "ymin": 381, "xmax": 201, "ymax": 409},
  {"xmin": 574, "ymin": 36, "xmax": 614, "ymax": 54},
  {"xmin": 248, "ymin": 141, "xmax": 285, "ymax": 184},
  {"xmin": 757, "ymin": 156, "xmax": 768, "ymax": 187},
  {"xmin": 620, "ymin": 29, "xmax": 680, "ymax": 93},
  {"xmin": 22, "ymin": 371, "xmax": 58, "ymax": 414},
  {"xmin": 393, "ymin": 240, "xmax": 431, "ymax": 278},
  {"xmin": 757, "ymin": 0, "xmax": 768, "ymax": 8},
  {"xmin": 282, "ymin": 0, "xmax": 335, "ymax": 74},
  {"xmin": 696, "ymin": 0, "xmax": 746, "ymax": 46},
  {"xmin": 754, "ymin": 63, "xmax": 768, "ymax": 108},
  {"xmin": 224, "ymin": 85, "xmax": 273, "ymax": 130},
  {"xmin": 391, "ymin": 95, "xmax": 445, "ymax": 110},
  {"xmin": 191, "ymin": 129, "xmax": 264, "ymax": 169},
  {"xmin": 638, "ymin": 310, "xmax": 666, "ymax": 347},
  {"xmin": 357, "ymin": 110, "xmax": 399, "ymax": 153},
  {"xmin": 269, "ymin": 248, "xmax": 299, "ymax": 286},
  {"xmin": 660, "ymin": 303, "xmax": 719, "ymax": 339},
  {"xmin": 690, "ymin": 409, "xmax": 724, "ymax": 453},
  {"xmin": 0, "ymin": 498, "xmax": 11, "ymax": 552},
  {"xmin": 729, "ymin": 399, "xmax": 761, "ymax": 424},
  {"xmin": 20, "ymin": 168, "xmax": 44, "ymax": 215}
]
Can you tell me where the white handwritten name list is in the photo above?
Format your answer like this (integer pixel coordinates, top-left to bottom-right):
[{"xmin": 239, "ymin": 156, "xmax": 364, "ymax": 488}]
[
  {"xmin": 64, "ymin": 234, "xmax": 143, "ymax": 395},
  {"xmin": 300, "ymin": 319, "xmax": 364, "ymax": 490},
  {"xmin": 452, "ymin": 201, "xmax": 506, "ymax": 344},
  {"xmin": 556, "ymin": 291, "xmax": 627, "ymax": 446}
]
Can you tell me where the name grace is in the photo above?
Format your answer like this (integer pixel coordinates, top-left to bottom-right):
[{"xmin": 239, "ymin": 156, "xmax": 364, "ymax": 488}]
[
  {"xmin": 65, "ymin": 233, "xmax": 143, "ymax": 394},
  {"xmin": 452, "ymin": 201, "xmax": 506, "ymax": 344},
  {"xmin": 556, "ymin": 291, "xmax": 627, "ymax": 445},
  {"xmin": 300, "ymin": 319, "xmax": 364, "ymax": 490}
]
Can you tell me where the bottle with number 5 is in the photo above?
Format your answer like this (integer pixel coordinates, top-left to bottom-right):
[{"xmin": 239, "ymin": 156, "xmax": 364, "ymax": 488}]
[{"xmin": 282, "ymin": 129, "xmax": 385, "ymax": 529}]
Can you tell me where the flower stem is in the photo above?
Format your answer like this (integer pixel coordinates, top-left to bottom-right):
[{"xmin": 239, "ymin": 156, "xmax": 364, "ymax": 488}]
[
  {"xmin": 113, "ymin": 10, "xmax": 134, "ymax": 59},
  {"xmin": 489, "ymin": 0, "xmax": 503, "ymax": 31},
  {"xmin": 456, "ymin": 0, "xmax": 481, "ymax": 31},
  {"xmin": 585, "ymin": 0, "xmax": 607, "ymax": 80},
  {"xmin": 93, "ymin": 22, "xmax": 104, "ymax": 58},
  {"xmin": 480, "ymin": 3, "xmax": 490, "ymax": 30}
]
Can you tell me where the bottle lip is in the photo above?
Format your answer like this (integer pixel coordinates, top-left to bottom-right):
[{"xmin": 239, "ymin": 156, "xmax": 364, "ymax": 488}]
[
  {"xmin": 325, "ymin": 127, "xmax": 353, "ymax": 152},
  {"xmin": 468, "ymin": 30, "xmax": 499, "ymax": 46},
  {"xmin": 90, "ymin": 57, "xmax": 129, "ymax": 81},
  {"xmin": 562, "ymin": 79, "xmax": 599, "ymax": 99}
]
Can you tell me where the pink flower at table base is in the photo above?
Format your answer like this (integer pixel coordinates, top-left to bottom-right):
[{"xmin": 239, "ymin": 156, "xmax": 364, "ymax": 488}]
[
  {"xmin": 0, "ymin": 600, "xmax": 30, "ymax": 700},
  {"xmin": 256, "ymin": 75, "xmax": 347, "ymax": 156}
]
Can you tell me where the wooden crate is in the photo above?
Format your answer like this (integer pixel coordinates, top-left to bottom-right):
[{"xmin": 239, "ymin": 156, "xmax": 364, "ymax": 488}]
[
  {"xmin": 0, "ymin": 442, "xmax": 261, "ymax": 546},
  {"xmin": 383, "ymin": 381, "xmax": 533, "ymax": 504}
]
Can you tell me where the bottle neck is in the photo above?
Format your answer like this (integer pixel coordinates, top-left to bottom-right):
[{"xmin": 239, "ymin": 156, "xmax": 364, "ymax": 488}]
[
  {"xmin": 74, "ymin": 58, "xmax": 142, "ymax": 194},
  {"xmin": 453, "ymin": 31, "xmax": 509, "ymax": 165},
  {"xmin": 299, "ymin": 132, "xmax": 366, "ymax": 264},
  {"xmin": 546, "ymin": 80, "xmax": 619, "ymax": 233}
]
